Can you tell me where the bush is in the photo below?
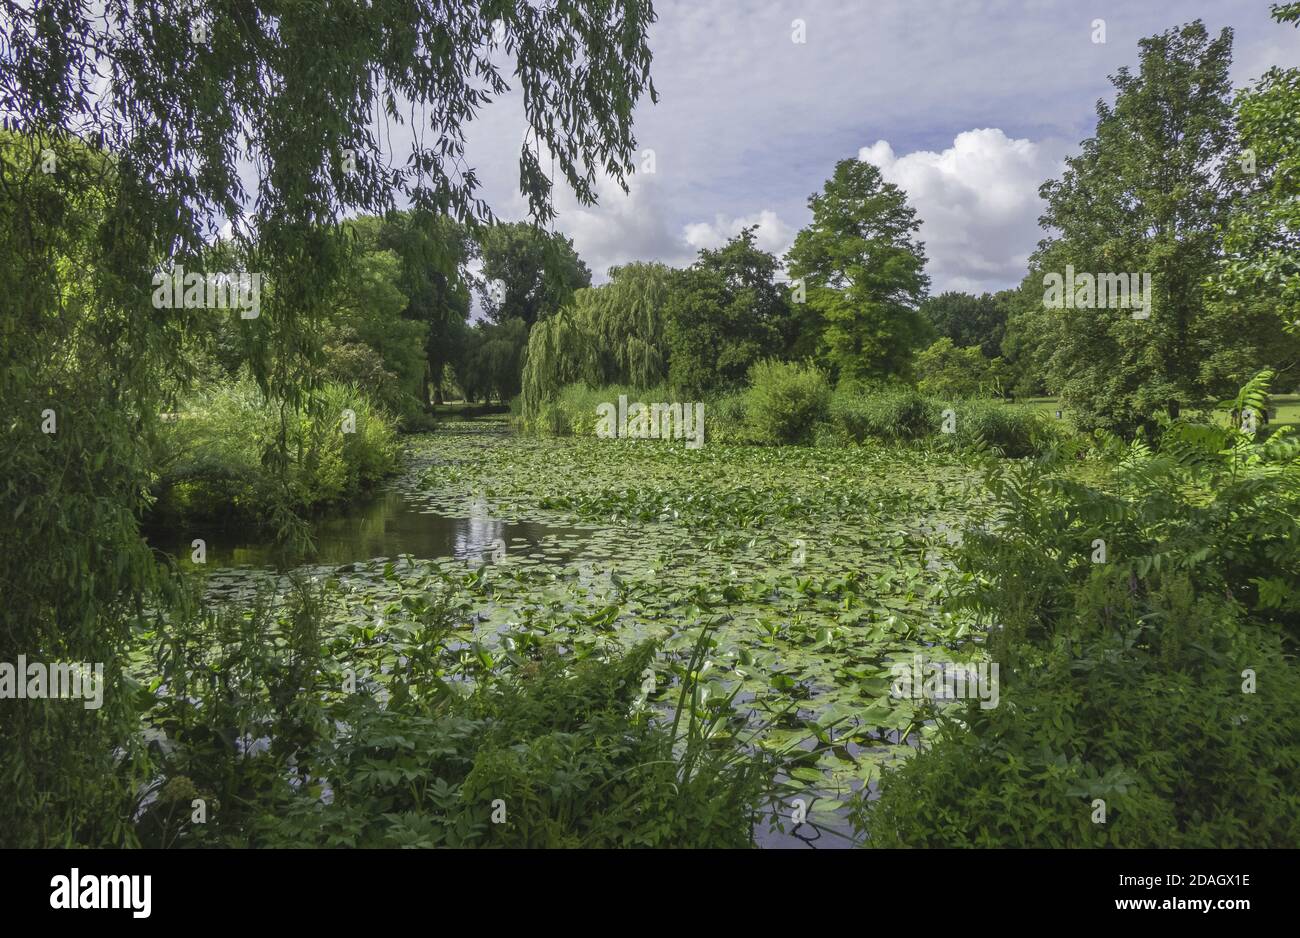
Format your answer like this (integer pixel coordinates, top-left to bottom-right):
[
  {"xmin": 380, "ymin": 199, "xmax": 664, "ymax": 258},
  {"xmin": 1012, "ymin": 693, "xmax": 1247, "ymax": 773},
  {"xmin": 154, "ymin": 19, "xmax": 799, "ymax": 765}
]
[
  {"xmin": 742, "ymin": 359, "xmax": 831, "ymax": 445},
  {"xmin": 856, "ymin": 572, "xmax": 1300, "ymax": 847},
  {"xmin": 854, "ymin": 394, "xmax": 1300, "ymax": 846},
  {"xmin": 151, "ymin": 375, "xmax": 400, "ymax": 525},
  {"xmin": 941, "ymin": 398, "xmax": 1059, "ymax": 458},
  {"xmin": 528, "ymin": 382, "xmax": 673, "ymax": 437},
  {"xmin": 705, "ymin": 389, "xmax": 755, "ymax": 444},
  {"xmin": 827, "ymin": 386, "xmax": 937, "ymax": 443}
]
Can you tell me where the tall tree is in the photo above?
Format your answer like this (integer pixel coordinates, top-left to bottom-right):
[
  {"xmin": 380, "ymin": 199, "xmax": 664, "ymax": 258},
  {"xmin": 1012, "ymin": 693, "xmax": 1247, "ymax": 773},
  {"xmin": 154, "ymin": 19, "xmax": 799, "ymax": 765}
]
[
  {"xmin": 1212, "ymin": 3, "xmax": 1300, "ymax": 351},
  {"xmin": 521, "ymin": 262, "xmax": 673, "ymax": 412},
  {"xmin": 325, "ymin": 216, "xmax": 429, "ymax": 420},
  {"xmin": 477, "ymin": 222, "xmax": 592, "ymax": 326},
  {"xmin": 785, "ymin": 159, "xmax": 930, "ymax": 384},
  {"xmin": 379, "ymin": 211, "xmax": 475, "ymax": 406},
  {"xmin": 664, "ymin": 228, "xmax": 792, "ymax": 397},
  {"xmin": 1033, "ymin": 20, "xmax": 1245, "ymax": 434},
  {"xmin": 459, "ymin": 317, "xmax": 530, "ymax": 403}
]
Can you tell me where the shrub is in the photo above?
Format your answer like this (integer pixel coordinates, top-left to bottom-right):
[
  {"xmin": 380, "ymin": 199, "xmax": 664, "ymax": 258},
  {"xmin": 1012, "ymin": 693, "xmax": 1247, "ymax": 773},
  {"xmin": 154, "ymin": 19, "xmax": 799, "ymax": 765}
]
[
  {"xmin": 854, "ymin": 387, "xmax": 1300, "ymax": 846},
  {"xmin": 705, "ymin": 389, "xmax": 754, "ymax": 444},
  {"xmin": 827, "ymin": 386, "xmax": 937, "ymax": 442},
  {"xmin": 856, "ymin": 573, "xmax": 1300, "ymax": 847},
  {"xmin": 940, "ymin": 398, "xmax": 1059, "ymax": 458},
  {"xmin": 151, "ymin": 375, "xmax": 400, "ymax": 525},
  {"xmin": 528, "ymin": 382, "xmax": 674, "ymax": 438},
  {"xmin": 743, "ymin": 359, "xmax": 831, "ymax": 445}
]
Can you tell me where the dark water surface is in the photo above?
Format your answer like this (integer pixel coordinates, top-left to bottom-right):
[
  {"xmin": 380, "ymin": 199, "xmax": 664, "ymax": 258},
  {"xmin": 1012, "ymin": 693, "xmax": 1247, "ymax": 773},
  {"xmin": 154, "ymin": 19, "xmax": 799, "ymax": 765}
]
[{"xmin": 148, "ymin": 487, "xmax": 587, "ymax": 570}]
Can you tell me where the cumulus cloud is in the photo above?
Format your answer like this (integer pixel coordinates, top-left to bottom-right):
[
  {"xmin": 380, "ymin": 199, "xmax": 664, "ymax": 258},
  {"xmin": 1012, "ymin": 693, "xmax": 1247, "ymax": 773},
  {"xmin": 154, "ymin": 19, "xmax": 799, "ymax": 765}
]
[
  {"xmin": 682, "ymin": 209, "xmax": 795, "ymax": 257},
  {"xmin": 542, "ymin": 172, "xmax": 691, "ymax": 282},
  {"xmin": 858, "ymin": 129, "xmax": 1065, "ymax": 295}
]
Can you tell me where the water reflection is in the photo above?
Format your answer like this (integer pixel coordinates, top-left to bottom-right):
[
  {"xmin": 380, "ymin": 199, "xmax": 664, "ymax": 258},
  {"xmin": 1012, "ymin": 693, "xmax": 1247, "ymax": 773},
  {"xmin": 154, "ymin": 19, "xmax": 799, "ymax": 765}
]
[{"xmin": 148, "ymin": 489, "xmax": 586, "ymax": 570}]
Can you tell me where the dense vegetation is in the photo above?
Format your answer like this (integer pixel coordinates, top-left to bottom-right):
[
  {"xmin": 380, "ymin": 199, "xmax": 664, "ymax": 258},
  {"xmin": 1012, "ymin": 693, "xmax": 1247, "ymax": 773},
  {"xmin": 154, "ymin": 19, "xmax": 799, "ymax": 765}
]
[{"xmin": 2, "ymin": 2, "xmax": 1298, "ymax": 850}]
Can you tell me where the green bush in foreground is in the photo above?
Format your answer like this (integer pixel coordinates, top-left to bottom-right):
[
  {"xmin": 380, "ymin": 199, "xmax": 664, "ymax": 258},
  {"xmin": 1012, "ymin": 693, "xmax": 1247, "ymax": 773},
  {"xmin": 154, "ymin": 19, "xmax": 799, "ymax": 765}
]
[
  {"xmin": 135, "ymin": 576, "xmax": 775, "ymax": 848},
  {"xmin": 856, "ymin": 574, "xmax": 1300, "ymax": 847},
  {"xmin": 856, "ymin": 380, "xmax": 1300, "ymax": 846}
]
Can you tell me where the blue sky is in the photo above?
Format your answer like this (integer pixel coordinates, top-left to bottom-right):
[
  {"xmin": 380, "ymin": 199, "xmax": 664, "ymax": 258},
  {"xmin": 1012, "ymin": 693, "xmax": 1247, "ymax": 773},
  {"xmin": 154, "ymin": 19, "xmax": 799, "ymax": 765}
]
[{"xmin": 457, "ymin": 0, "xmax": 1299, "ymax": 295}]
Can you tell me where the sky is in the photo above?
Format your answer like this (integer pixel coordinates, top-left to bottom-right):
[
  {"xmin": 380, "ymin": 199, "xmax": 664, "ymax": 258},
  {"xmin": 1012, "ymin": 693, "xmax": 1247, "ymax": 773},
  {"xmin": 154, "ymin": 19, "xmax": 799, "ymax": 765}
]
[{"xmin": 453, "ymin": 0, "xmax": 1299, "ymax": 298}]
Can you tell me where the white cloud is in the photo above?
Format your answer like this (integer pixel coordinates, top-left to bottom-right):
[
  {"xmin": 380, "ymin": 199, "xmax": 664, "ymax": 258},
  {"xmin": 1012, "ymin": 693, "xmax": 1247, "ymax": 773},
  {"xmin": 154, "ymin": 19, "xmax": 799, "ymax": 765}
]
[
  {"xmin": 682, "ymin": 209, "xmax": 795, "ymax": 257},
  {"xmin": 858, "ymin": 129, "xmax": 1065, "ymax": 294}
]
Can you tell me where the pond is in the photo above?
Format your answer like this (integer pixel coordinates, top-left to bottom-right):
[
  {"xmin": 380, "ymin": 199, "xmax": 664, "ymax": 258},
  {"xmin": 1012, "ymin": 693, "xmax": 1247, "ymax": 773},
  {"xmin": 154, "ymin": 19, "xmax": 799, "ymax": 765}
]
[{"xmin": 152, "ymin": 419, "xmax": 992, "ymax": 848}]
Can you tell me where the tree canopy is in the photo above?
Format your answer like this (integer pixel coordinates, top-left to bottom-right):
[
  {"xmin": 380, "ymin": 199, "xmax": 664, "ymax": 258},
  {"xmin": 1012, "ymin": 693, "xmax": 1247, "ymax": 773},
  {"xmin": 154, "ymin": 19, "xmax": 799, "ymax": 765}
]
[{"xmin": 785, "ymin": 158, "xmax": 930, "ymax": 384}]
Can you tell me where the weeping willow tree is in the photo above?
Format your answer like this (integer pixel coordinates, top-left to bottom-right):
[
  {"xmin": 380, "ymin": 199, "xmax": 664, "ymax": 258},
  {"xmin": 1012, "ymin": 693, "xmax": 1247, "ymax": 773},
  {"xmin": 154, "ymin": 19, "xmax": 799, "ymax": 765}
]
[{"xmin": 522, "ymin": 262, "xmax": 672, "ymax": 414}]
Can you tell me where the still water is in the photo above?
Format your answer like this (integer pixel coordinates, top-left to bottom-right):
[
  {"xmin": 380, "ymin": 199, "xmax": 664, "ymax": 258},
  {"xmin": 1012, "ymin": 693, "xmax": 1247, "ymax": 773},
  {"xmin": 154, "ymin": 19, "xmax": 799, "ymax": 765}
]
[{"xmin": 149, "ymin": 487, "xmax": 587, "ymax": 570}]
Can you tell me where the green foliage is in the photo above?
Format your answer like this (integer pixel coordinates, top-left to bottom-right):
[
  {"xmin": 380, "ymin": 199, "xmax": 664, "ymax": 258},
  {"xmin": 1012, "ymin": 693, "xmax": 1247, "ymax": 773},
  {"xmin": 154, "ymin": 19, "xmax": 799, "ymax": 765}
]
[
  {"xmin": 942, "ymin": 399, "xmax": 1060, "ymax": 459},
  {"xmin": 375, "ymin": 211, "xmax": 476, "ymax": 408},
  {"xmin": 477, "ymin": 222, "xmax": 592, "ymax": 326},
  {"xmin": 151, "ymin": 376, "xmax": 400, "ymax": 527},
  {"xmin": 665, "ymin": 228, "xmax": 792, "ymax": 397},
  {"xmin": 458, "ymin": 317, "xmax": 530, "ymax": 403},
  {"xmin": 2, "ymin": 1, "xmax": 659, "ymax": 844},
  {"xmin": 1212, "ymin": 3, "xmax": 1300, "ymax": 337},
  {"xmin": 785, "ymin": 158, "xmax": 930, "ymax": 383},
  {"xmin": 742, "ymin": 360, "xmax": 831, "ymax": 445},
  {"xmin": 1030, "ymin": 21, "xmax": 1252, "ymax": 435},
  {"xmin": 704, "ymin": 389, "xmax": 757, "ymax": 444},
  {"xmin": 857, "ymin": 577, "xmax": 1300, "ymax": 847},
  {"xmin": 856, "ymin": 374, "xmax": 1300, "ymax": 845},
  {"xmin": 521, "ymin": 263, "xmax": 673, "ymax": 415},
  {"xmin": 136, "ymin": 577, "xmax": 774, "ymax": 849},
  {"xmin": 915, "ymin": 337, "xmax": 1009, "ymax": 398},
  {"xmin": 0, "ymin": 132, "xmax": 165, "ymax": 846},
  {"xmin": 827, "ymin": 386, "xmax": 937, "ymax": 443},
  {"xmin": 919, "ymin": 291, "xmax": 1010, "ymax": 359},
  {"xmin": 319, "ymin": 218, "xmax": 430, "ymax": 422},
  {"xmin": 526, "ymin": 382, "xmax": 674, "ymax": 437}
]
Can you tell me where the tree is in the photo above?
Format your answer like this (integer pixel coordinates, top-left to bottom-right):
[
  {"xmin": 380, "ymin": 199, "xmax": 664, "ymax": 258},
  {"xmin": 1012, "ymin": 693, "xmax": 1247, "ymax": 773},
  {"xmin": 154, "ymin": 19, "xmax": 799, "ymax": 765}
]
[
  {"xmin": 477, "ymin": 222, "xmax": 592, "ymax": 326},
  {"xmin": 325, "ymin": 216, "xmax": 429, "ymax": 420},
  {"xmin": 1032, "ymin": 20, "xmax": 1246, "ymax": 435},
  {"xmin": 664, "ymin": 228, "xmax": 792, "ymax": 397},
  {"xmin": 999, "ymin": 273, "xmax": 1057, "ymax": 398},
  {"xmin": 1212, "ymin": 3, "xmax": 1300, "ymax": 346},
  {"xmin": 915, "ymin": 338, "xmax": 1009, "ymax": 398},
  {"xmin": 378, "ymin": 211, "xmax": 475, "ymax": 406},
  {"xmin": 521, "ymin": 262, "xmax": 673, "ymax": 413},
  {"xmin": 459, "ymin": 318, "xmax": 530, "ymax": 403},
  {"xmin": 919, "ymin": 291, "xmax": 1009, "ymax": 359},
  {"xmin": 785, "ymin": 158, "xmax": 930, "ymax": 385}
]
